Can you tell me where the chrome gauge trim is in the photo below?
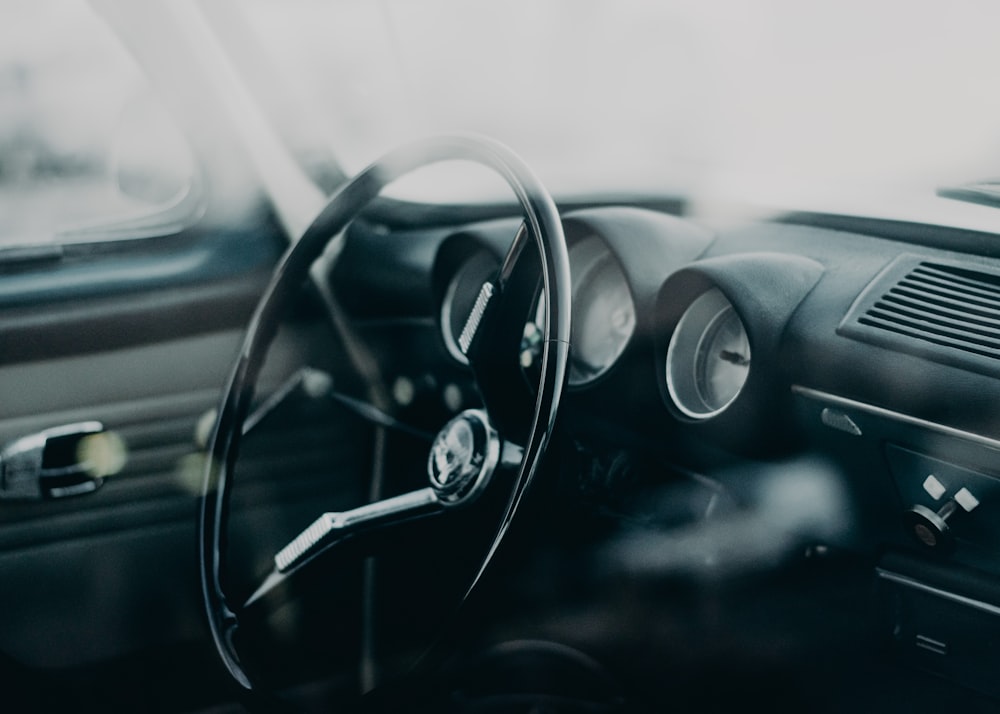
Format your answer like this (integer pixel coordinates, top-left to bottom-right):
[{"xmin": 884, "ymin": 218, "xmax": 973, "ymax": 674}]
[{"xmin": 666, "ymin": 287, "xmax": 751, "ymax": 420}]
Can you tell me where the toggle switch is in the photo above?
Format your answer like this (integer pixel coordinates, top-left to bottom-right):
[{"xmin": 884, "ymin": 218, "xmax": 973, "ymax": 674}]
[{"xmin": 904, "ymin": 485, "xmax": 980, "ymax": 554}]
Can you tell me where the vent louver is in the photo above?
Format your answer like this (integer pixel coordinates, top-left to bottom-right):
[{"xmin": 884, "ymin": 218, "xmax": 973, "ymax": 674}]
[{"xmin": 857, "ymin": 262, "xmax": 1000, "ymax": 361}]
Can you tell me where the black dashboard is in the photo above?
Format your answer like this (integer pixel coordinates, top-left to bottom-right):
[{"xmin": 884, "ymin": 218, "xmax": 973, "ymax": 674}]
[{"xmin": 333, "ymin": 202, "xmax": 1000, "ymax": 707}]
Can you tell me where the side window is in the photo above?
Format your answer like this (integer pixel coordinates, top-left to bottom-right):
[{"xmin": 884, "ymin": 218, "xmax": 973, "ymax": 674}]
[{"xmin": 0, "ymin": 1, "xmax": 196, "ymax": 246}]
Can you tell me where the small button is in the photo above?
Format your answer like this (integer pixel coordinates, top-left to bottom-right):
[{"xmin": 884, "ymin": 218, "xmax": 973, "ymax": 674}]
[
  {"xmin": 954, "ymin": 487, "xmax": 980, "ymax": 513},
  {"xmin": 922, "ymin": 474, "xmax": 946, "ymax": 501}
]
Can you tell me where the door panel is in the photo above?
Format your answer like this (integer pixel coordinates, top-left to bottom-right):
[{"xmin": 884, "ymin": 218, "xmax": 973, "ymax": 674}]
[{"xmin": 0, "ymin": 283, "xmax": 371, "ymax": 670}]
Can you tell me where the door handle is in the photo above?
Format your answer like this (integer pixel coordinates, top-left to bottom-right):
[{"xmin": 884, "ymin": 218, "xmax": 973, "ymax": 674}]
[{"xmin": 0, "ymin": 422, "xmax": 123, "ymax": 500}]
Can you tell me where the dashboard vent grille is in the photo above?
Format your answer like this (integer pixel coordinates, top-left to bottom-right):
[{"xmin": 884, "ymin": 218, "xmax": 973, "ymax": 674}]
[{"xmin": 858, "ymin": 262, "xmax": 1000, "ymax": 361}]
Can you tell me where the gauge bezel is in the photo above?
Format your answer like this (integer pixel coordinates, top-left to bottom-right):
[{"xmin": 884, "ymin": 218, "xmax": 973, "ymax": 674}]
[{"xmin": 665, "ymin": 287, "xmax": 751, "ymax": 421}]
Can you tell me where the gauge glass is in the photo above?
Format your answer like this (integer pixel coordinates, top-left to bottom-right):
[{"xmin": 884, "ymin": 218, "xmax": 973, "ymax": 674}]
[
  {"xmin": 666, "ymin": 288, "xmax": 750, "ymax": 419},
  {"xmin": 695, "ymin": 305, "xmax": 750, "ymax": 410}
]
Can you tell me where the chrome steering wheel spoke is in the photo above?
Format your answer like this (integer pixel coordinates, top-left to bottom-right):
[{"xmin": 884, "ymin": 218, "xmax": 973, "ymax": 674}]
[
  {"xmin": 244, "ymin": 487, "xmax": 444, "ymax": 608},
  {"xmin": 243, "ymin": 409, "xmax": 505, "ymax": 609}
]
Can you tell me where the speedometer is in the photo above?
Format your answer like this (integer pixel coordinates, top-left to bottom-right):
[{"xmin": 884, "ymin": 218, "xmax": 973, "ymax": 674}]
[
  {"xmin": 520, "ymin": 236, "xmax": 636, "ymax": 387},
  {"xmin": 569, "ymin": 241, "xmax": 636, "ymax": 385},
  {"xmin": 665, "ymin": 288, "xmax": 751, "ymax": 420}
]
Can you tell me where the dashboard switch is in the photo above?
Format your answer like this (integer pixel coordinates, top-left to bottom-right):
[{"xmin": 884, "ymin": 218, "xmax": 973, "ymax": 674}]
[
  {"xmin": 954, "ymin": 487, "xmax": 980, "ymax": 513},
  {"xmin": 904, "ymin": 487, "xmax": 980, "ymax": 553},
  {"xmin": 922, "ymin": 475, "xmax": 946, "ymax": 501}
]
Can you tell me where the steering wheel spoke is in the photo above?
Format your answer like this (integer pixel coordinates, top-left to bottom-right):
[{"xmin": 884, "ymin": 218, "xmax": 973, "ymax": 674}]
[
  {"xmin": 460, "ymin": 224, "xmax": 528, "ymax": 352},
  {"xmin": 275, "ymin": 488, "xmax": 443, "ymax": 574},
  {"xmin": 244, "ymin": 407, "xmax": 508, "ymax": 610},
  {"xmin": 244, "ymin": 487, "xmax": 444, "ymax": 607}
]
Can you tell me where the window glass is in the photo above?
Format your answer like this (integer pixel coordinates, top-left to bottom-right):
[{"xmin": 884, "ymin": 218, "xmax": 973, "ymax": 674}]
[{"xmin": 0, "ymin": 0, "xmax": 195, "ymax": 245}]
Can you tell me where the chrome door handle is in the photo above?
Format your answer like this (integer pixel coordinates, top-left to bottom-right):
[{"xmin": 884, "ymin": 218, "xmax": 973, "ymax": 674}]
[{"xmin": 0, "ymin": 422, "xmax": 121, "ymax": 500}]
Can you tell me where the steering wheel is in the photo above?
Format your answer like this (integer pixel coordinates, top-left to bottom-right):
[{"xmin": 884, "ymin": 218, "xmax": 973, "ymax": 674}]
[{"xmin": 199, "ymin": 135, "xmax": 571, "ymax": 697}]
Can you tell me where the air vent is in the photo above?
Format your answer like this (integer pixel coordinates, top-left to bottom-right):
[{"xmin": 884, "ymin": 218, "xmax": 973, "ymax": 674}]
[
  {"xmin": 860, "ymin": 262, "xmax": 1000, "ymax": 360},
  {"xmin": 840, "ymin": 256, "xmax": 1000, "ymax": 374}
]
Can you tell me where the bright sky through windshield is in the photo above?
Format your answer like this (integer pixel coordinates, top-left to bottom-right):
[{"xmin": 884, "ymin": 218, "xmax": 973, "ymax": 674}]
[
  {"xmin": 243, "ymin": 0, "xmax": 1000, "ymax": 207},
  {"xmin": 4, "ymin": 0, "xmax": 1000, "ymax": 243}
]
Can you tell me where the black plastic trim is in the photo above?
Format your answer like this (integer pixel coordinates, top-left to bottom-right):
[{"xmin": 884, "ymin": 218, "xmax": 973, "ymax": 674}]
[{"xmin": 780, "ymin": 212, "xmax": 1000, "ymax": 259}]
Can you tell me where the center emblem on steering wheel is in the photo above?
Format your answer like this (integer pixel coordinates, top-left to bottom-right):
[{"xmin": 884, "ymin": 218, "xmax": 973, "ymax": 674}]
[
  {"xmin": 428, "ymin": 409, "xmax": 500, "ymax": 503},
  {"xmin": 431, "ymin": 418, "xmax": 474, "ymax": 486}
]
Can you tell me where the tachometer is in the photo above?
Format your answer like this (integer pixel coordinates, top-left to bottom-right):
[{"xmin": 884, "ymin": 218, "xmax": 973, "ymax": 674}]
[{"xmin": 666, "ymin": 288, "xmax": 750, "ymax": 420}]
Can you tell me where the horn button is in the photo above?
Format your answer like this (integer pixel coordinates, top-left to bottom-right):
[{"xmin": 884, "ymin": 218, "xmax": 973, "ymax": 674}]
[{"xmin": 428, "ymin": 409, "xmax": 500, "ymax": 504}]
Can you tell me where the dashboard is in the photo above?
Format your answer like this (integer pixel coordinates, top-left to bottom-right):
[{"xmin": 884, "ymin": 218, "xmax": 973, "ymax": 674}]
[{"xmin": 333, "ymin": 203, "xmax": 1000, "ymax": 705}]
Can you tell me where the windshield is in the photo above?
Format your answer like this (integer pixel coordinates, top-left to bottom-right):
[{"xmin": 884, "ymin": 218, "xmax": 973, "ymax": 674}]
[{"xmin": 239, "ymin": 1, "xmax": 1000, "ymax": 214}]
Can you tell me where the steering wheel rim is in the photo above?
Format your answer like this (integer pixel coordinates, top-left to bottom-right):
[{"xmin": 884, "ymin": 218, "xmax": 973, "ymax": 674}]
[{"xmin": 199, "ymin": 134, "xmax": 571, "ymax": 694}]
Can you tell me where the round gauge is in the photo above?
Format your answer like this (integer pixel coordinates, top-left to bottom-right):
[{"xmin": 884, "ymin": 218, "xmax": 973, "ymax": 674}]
[
  {"xmin": 440, "ymin": 250, "xmax": 499, "ymax": 364},
  {"xmin": 520, "ymin": 236, "xmax": 636, "ymax": 386},
  {"xmin": 665, "ymin": 288, "xmax": 751, "ymax": 420},
  {"xmin": 569, "ymin": 237, "xmax": 636, "ymax": 385}
]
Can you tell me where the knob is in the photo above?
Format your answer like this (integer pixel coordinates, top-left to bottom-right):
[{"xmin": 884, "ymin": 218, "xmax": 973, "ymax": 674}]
[{"xmin": 904, "ymin": 486, "xmax": 979, "ymax": 553}]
